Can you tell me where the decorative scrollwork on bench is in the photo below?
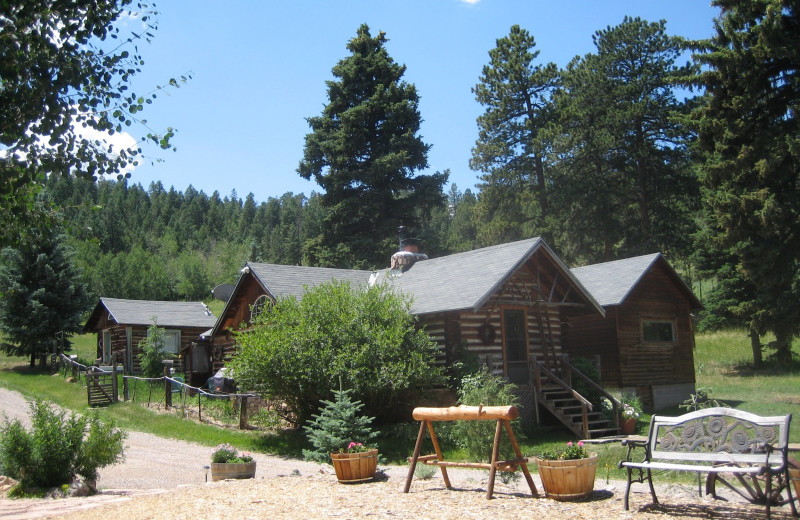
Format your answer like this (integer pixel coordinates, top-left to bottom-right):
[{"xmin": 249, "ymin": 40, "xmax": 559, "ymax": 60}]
[{"xmin": 657, "ymin": 415, "xmax": 778, "ymax": 454}]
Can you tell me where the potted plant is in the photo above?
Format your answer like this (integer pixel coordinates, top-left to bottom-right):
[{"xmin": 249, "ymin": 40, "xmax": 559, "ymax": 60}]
[
  {"xmin": 328, "ymin": 441, "xmax": 379, "ymax": 483},
  {"xmin": 534, "ymin": 441, "xmax": 598, "ymax": 500},
  {"xmin": 620, "ymin": 394, "xmax": 642, "ymax": 435},
  {"xmin": 303, "ymin": 385, "xmax": 379, "ymax": 483},
  {"xmin": 209, "ymin": 443, "xmax": 256, "ymax": 481}
]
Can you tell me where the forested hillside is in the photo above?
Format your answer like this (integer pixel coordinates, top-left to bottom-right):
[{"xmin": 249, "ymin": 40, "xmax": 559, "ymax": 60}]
[{"xmin": 45, "ymin": 173, "xmax": 485, "ymax": 303}]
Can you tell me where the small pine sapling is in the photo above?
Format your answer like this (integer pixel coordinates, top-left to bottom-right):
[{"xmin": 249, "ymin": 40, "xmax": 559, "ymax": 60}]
[{"xmin": 302, "ymin": 385, "xmax": 377, "ymax": 463}]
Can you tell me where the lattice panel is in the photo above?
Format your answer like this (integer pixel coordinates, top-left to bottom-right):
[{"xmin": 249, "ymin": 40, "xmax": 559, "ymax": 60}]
[{"xmin": 516, "ymin": 389, "xmax": 536, "ymax": 429}]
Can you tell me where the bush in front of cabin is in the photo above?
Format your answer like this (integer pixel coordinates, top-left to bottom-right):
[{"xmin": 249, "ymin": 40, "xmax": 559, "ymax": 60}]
[
  {"xmin": 0, "ymin": 400, "xmax": 126, "ymax": 494},
  {"xmin": 229, "ymin": 280, "xmax": 445, "ymax": 425},
  {"xmin": 451, "ymin": 368, "xmax": 520, "ymax": 462},
  {"xmin": 137, "ymin": 319, "xmax": 173, "ymax": 378}
]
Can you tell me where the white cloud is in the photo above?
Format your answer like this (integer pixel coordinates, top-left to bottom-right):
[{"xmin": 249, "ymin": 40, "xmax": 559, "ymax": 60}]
[{"xmin": 75, "ymin": 121, "xmax": 139, "ymax": 178}]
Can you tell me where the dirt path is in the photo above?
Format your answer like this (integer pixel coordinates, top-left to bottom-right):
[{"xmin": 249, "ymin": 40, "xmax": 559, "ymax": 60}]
[{"xmin": 0, "ymin": 388, "xmax": 795, "ymax": 520}]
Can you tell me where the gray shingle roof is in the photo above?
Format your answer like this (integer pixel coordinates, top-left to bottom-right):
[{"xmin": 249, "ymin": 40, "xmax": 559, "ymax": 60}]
[
  {"xmin": 570, "ymin": 253, "xmax": 662, "ymax": 306},
  {"xmin": 373, "ymin": 238, "xmax": 601, "ymax": 316},
  {"xmin": 98, "ymin": 297, "xmax": 218, "ymax": 328},
  {"xmin": 248, "ymin": 263, "xmax": 374, "ymax": 300}
]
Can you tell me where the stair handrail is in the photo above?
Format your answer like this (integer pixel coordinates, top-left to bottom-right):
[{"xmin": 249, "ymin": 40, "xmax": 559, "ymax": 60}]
[
  {"xmin": 535, "ymin": 361, "xmax": 593, "ymax": 438},
  {"xmin": 534, "ymin": 361, "xmax": 592, "ymax": 409},
  {"xmin": 559, "ymin": 356, "xmax": 621, "ymax": 430}
]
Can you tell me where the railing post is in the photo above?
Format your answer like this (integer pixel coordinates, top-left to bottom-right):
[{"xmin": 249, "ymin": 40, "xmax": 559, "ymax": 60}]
[
  {"xmin": 112, "ymin": 360, "xmax": 119, "ymax": 403},
  {"xmin": 582, "ymin": 403, "xmax": 590, "ymax": 438},
  {"xmin": 239, "ymin": 396, "xmax": 248, "ymax": 430},
  {"xmin": 163, "ymin": 359, "xmax": 173, "ymax": 408}
]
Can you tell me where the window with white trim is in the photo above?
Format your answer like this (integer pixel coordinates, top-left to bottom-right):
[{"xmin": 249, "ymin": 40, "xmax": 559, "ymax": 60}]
[
  {"xmin": 641, "ymin": 320, "xmax": 675, "ymax": 343},
  {"xmin": 147, "ymin": 328, "xmax": 181, "ymax": 354}
]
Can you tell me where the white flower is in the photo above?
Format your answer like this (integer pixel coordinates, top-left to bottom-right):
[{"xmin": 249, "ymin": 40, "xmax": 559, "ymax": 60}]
[{"xmin": 622, "ymin": 403, "xmax": 640, "ymax": 419}]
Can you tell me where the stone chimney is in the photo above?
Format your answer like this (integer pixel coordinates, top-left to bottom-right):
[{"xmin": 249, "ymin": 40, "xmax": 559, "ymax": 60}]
[{"xmin": 390, "ymin": 226, "xmax": 428, "ymax": 272}]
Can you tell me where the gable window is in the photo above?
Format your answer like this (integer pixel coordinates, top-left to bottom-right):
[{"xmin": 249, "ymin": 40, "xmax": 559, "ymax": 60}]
[
  {"xmin": 250, "ymin": 295, "xmax": 271, "ymax": 323},
  {"xmin": 642, "ymin": 320, "xmax": 675, "ymax": 343},
  {"xmin": 502, "ymin": 308, "xmax": 529, "ymax": 385}
]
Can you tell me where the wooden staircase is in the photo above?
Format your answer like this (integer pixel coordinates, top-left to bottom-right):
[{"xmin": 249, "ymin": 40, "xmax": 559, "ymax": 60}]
[{"xmin": 533, "ymin": 358, "xmax": 622, "ymax": 439}]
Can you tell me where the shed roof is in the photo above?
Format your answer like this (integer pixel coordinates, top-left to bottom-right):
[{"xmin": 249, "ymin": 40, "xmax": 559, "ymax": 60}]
[
  {"xmin": 373, "ymin": 238, "xmax": 603, "ymax": 316},
  {"xmin": 84, "ymin": 297, "xmax": 218, "ymax": 331},
  {"xmin": 570, "ymin": 253, "xmax": 702, "ymax": 308}
]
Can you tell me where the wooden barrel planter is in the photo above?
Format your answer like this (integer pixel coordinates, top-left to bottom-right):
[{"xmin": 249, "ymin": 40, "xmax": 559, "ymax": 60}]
[
  {"xmin": 535, "ymin": 452, "xmax": 598, "ymax": 500},
  {"xmin": 330, "ymin": 449, "xmax": 379, "ymax": 483},
  {"xmin": 210, "ymin": 461, "xmax": 257, "ymax": 481}
]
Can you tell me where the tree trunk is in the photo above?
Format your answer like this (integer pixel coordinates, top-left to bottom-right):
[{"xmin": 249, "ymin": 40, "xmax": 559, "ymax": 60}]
[
  {"xmin": 29, "ymin": 352, "xmax": 36, "ymax": 369},
  {"xmin": 749, "ymin": 328, "xmax": 762, "ymax": 368},
  {"xmin": 773, "ymin": 331, "xmax": 793, "ymax": 364}
]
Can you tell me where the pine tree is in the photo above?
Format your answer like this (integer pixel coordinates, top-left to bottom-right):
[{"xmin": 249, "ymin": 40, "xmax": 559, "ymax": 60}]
[
  {"xmin": 0, "ymin": 226, "xmax": 92, "ymax": 367},
  {"xmin": 298, "ymin": 24, "xmax": 447, "ymax": 269},
  {"xmin": 554, "ymin": 17, "xmax": 698, "ymax": 263},
  {"xmin": 471, "ymin": 25, "xmax": 559, "ymax": 247},
  {"xmin": 302, "ymin": 386, "xmax": 377, "ymax": 463}
]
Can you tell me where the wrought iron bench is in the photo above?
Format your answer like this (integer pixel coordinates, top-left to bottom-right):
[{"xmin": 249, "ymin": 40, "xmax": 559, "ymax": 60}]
[{"xmin": 619, "ymin": 407, "xmax": 796, "ymax": 519}]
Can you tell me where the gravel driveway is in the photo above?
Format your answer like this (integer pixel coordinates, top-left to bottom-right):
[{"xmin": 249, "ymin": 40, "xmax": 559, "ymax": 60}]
[{"xmin": 1, "ymin": 387, "xmax": 795, "ymax": 520}]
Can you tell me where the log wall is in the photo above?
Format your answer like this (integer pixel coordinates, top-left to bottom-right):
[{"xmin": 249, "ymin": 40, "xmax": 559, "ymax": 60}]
[{"xmin": 564, "ymin": 260, "xmax": 698, "ymax": 407}]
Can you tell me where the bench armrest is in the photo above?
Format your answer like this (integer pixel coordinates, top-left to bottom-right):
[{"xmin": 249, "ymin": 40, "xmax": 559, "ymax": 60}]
[
  {"xmin": 619, "ymin": 438, "xmax": 649, "ymax": 468},
  {"xmin": 762, "ymin": 442, "xmax": 788, "ymax": 475}
]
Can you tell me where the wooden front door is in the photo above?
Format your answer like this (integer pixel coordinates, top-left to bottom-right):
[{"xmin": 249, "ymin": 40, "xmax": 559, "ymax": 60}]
[{"xmin": 502, "ymin": 308, "xmax": 530, "ymax": 385}]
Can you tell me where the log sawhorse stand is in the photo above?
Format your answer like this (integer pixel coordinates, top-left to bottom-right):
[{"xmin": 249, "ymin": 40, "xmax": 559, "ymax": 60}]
[{"xmin": 403, "ymin": 405, "xmax": 538, "ymax": 499}]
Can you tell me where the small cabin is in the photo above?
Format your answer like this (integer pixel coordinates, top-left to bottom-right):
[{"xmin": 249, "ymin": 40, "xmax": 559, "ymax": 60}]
[
  {"xmin": 83, "ymin": 297, "xmax": 218, "ymax": 375},
  {"xmin": 567, "ymin": 253, "xmax": 703, "ymax": 411}
]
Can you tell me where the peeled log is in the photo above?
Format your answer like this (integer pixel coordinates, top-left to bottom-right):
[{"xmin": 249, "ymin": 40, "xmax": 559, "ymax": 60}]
[{"xmin": 412, "ymin": 405, "xmax": 518, "ymax": 422}]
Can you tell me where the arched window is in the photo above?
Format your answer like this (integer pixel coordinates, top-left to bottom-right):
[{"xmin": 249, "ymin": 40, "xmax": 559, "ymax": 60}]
[{"xmin": 250, "ymin": 295, "xmax": 271, "ymax": 323}]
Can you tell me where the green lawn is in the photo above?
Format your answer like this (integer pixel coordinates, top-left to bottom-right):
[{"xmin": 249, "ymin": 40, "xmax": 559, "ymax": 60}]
[{"xmin": 0, "ymin": 328, "xmax": 797, "ymax": 480}]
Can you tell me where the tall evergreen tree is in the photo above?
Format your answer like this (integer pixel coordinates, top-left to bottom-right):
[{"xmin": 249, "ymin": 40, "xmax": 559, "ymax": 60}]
[
  {"xmin": 471, "ymin": 25, "xmax": 559, "ymax": 247},
  {"xmin": 693, "ymin": 0, "xmax": 800, "ymax": 362},
  {"xmin": 553, "ymin": 17, "xmax": 698, "ymax": 264},
  {"xmin": 298, "ymin": 24, "xmax": 447, "ymax": 269},
  {"xmin": 0, "ymin": 227, "xmax": 91, "ymax": 367}
]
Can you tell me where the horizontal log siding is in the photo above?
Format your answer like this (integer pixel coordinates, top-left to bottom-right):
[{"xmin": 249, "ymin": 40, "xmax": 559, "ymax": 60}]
[
  {"xmin": 105, "ymin": 324, "xmax": 129, "ymax": 368},
  {"xmin": 616, "ymin": 265, "xmax": 696, "ymax": 387}
]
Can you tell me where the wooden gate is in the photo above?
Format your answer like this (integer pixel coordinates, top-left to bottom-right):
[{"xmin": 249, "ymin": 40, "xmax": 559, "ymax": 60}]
[{"xmin": 86, "ymin": 368, "xmax": 119, "ymax": 406}]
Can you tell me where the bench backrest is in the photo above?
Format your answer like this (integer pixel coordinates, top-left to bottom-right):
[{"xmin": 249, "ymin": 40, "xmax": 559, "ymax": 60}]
[{"xmin": 647, "ymin": 407, "xmax": 791, "ymax": 467}]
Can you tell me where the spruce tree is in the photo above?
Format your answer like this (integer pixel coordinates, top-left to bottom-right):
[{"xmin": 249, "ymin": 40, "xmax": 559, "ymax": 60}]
[
  {"xmin": 693, "ymin": 0, "xmax": 800, "ymax": 362},
  {"xmin": 0, "ymin": 226, "xmax": 91, "ymax": 367},
  {"xmin": 302, "ymin": 386, "xmax": 377, "ymax": 463},
  {"xmin": 298, "ymin": 24, "xmax": 447, "ymax": 269}
]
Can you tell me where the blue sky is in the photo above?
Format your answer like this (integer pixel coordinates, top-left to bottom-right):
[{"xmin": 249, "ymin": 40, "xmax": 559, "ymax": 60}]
[{"xmin": 121, "ymin": 0, "xmax": 720, "ymax": 203}]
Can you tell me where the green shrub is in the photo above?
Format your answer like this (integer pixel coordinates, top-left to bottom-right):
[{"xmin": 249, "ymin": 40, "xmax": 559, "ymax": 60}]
[
  {"xmin": 137, "ymin": 320, "xmax": 173, "ymax": 378},
  {"xmin": 229, "ymin": 280, "xmax": 445, "ymax": 425},
  {"xmin": 569, "ymin": 357, "xmax": 604, "ymax": 409},
  {"xmin": 0, "ymin": 400, "xmax": 126, "ymax": 492},
  {"xmin": 451, "ymin": 369, "xmax": 520, "ymax": 462},
  {"xmin": 75, "ymin": 414, "xmax": 127, "ymax": 483}
]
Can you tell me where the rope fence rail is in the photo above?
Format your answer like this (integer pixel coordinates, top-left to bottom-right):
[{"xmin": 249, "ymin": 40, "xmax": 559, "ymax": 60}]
[{"xmin": 54, "ymin": 353, "xmax": 261, "ymax": 429}]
